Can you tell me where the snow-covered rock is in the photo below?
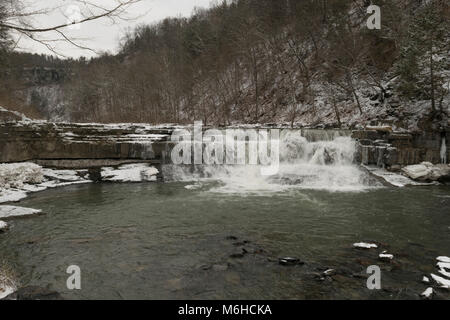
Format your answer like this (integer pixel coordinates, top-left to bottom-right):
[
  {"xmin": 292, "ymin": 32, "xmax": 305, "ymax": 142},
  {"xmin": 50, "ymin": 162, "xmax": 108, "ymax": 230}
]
[
  {"xmin": 0, "ymin": 162, "xmax": 43, "ymax": 189},
  {"xmin": 363, "ymin": 165, "xmax": 435, "ymax": 187},
  {"xmin": 379, "ymin": 253, "xmax": 394, "ymax": 261},
  {"xmin": 42, "ymin": 168, "xmax": 86, "ymax": 182},
  {"xmin": 353, "ymin": 242, "xmax": 378, "ymax": 249},
  {"xmin": 402, "ymin": 163, "xmax": 433, "ymax": 181},
  {"xmin": 101, "ymin": 164, "xmax": 159, "ymax": 182},
  {"xmin": 0, "ymin": 206, "xmax": 41, "ymax": 219},
  {"xmin": 402, "ymin": 162, "xmax": 450, "ymax": 182},
  {"xmin": 0, "ymin": 189, "xmax": 28, "ymax": 204},
  {"xmin": 0, "ymin": 220, "xmax": 8, "ymax": 231},
  {"xmin": 422, "ymin": 276, "xmax": 430, "ymax": 284}
]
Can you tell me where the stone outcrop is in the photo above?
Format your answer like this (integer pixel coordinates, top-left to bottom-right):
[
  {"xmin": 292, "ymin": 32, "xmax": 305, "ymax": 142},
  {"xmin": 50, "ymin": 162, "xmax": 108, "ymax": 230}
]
[
  {"xmin": 353, "ymin": 128, "xmax": 449, "ymax": 169},
  {"xmin": 0, "ymin": 122, "xmax": 174, "ymax": 167}
]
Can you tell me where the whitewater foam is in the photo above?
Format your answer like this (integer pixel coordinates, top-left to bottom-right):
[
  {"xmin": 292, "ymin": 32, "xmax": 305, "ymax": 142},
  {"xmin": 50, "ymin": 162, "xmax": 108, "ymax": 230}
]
[{"xmin": 163, "ymin": 130, "xmax": 381, "ymax": 194}]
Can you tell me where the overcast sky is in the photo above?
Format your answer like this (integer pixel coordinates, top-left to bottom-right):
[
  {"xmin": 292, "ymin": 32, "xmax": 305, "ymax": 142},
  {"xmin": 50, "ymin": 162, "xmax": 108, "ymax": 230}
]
[{"xmin": 16, "ymin": 0, "xmax": 213, "ymax": 58}]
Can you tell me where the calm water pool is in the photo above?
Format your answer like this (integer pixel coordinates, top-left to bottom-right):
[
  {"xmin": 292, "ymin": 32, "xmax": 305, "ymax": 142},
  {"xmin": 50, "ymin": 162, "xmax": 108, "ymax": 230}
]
[{"xmin": 1, "ymin": 182, "xmax": 449, "ymax": 299}]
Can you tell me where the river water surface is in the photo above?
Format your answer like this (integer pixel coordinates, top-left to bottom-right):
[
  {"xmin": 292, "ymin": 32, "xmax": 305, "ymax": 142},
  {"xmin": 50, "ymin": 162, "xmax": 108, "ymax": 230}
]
[
  {"xmin": 1, "ymin": 182, "xmax": 449, "ymax": 299},
  {"xmin": 1, "ymin": 132, "xmax": 449, "ymax": 299}
]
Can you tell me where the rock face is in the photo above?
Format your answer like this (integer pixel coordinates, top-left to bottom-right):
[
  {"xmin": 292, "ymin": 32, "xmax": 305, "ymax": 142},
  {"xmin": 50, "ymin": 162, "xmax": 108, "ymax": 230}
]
[
  {"xmin": 353, "ymin": 128, "xmax": 449, "ymax": 168},
  {"xmin": 0, "ymin": 122, "xmax": 174, "ymax": 166}
]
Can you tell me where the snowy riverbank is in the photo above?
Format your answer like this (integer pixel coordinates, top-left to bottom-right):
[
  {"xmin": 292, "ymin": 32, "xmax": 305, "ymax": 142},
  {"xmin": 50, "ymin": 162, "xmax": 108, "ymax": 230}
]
[{"xmin": 0, "ymin": 162, "xmax": 159, "ymax": 204}]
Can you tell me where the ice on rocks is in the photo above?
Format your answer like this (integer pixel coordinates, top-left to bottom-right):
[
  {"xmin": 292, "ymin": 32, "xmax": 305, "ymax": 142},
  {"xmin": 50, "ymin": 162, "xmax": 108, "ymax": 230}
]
[
  {"xmin": 0, "ymin": 206, "xmax": 41, "ymax": 219},
  {"xmin": 0, "ymin": 189, "xmax": 28, "ymax": 204},
  {"xmin": 101, "ymin": 164, "xmax": 159, "ymax": 182}
]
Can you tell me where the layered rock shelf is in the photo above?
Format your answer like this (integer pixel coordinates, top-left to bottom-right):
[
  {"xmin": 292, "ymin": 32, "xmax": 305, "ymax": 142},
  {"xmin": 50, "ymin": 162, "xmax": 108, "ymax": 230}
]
[
  {"xmin": 352, "ymin": 128, "xmax": 449, "ymax": 168},
  {"xmin": 0, "ymin": 121, "xmax": 174, "ymax": 166}
]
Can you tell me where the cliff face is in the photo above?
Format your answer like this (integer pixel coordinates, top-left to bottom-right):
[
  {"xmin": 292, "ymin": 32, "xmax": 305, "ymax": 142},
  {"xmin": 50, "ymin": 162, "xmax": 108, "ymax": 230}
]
[
  {"xmin": 0, "ymin": 122, "xmax": 172, "ymax": 165},
  {"xmin": 353, "ymin": 129, "xmax": 450, "ymax": 168}
]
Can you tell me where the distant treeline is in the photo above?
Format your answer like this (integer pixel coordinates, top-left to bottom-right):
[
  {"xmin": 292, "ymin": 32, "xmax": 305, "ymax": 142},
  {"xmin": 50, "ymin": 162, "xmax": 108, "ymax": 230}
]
[{"xmin": 1, "ymin": 0, "xmax": 449, "ymax": 124}]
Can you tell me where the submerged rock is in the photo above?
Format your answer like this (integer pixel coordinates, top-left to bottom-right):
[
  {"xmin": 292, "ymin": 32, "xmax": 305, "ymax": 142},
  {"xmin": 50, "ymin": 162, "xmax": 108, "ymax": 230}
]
[{"xmin": 278, "ymin": 257, "xmax": 304, "ymax": 266}]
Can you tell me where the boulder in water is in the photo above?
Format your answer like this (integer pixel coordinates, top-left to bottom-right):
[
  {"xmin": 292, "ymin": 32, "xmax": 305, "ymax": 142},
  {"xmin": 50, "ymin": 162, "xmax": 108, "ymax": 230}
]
[{"xmin": 279, "ymin": 257, "xmax": 304, "ymax": 266}]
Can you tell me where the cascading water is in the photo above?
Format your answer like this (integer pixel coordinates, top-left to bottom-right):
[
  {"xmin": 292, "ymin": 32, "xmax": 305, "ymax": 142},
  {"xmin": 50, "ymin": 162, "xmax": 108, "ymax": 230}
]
[{"xmin": 162, "ymin": 129, "xmax": 380, "ymax": 193}]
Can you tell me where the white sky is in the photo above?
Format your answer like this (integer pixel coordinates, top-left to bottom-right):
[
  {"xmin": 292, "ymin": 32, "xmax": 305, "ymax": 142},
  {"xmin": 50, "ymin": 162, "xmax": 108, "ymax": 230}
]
[{"xmin": 15, "ymin": 0, "xmax": 214, "ymax": 58}]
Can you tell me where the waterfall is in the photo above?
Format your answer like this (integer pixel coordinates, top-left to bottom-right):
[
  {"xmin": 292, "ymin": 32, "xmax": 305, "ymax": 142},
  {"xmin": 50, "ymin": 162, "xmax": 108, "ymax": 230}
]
[
  {"xmin": 162, "ymin": 129, "xmax": 379, "ymax": 193},
  {"xmin": 441, "ymin": 137, "xmax": 447, "ymax": 164}
]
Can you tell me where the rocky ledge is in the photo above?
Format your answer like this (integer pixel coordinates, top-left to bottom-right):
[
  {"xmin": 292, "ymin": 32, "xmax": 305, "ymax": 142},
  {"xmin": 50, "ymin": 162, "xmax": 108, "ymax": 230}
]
[
  {"xmin": 0, "ymin": 121, "xmax": 175, "ymax": 165},
  {"xmin": 352, "ymin": 127, "xmax": 449, "ymax": 170}
]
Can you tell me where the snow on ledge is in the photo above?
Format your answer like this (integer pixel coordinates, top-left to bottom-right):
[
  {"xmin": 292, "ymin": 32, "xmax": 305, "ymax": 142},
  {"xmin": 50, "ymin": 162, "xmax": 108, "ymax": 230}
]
[
  {"xmin": 362, "ymin": 165, "xmax": 438, "ymax": 187},
  {"xmin": 102, "ymin": 164, "xmax": 159, "ymax": 182},
  {"xmin": 0, "ymin": 206, "xmax": 42, "ymax": 219}
]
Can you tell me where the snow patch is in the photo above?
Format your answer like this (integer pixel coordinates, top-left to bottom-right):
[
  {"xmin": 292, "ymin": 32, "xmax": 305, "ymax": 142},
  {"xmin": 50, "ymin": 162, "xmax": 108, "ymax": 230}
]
[
  {"xmin": 353, "ymin": 242, "xmax": 378, "ymax": 249},
  {"xmin": 0, "ymin": 206, "xmax": 42, "ymax": 219},
  {"xmin": 101, "ymin": 164, "xmax": 159, "ymax": 182},
  {"xmin": 0, "ymin": 220, "xmax": 8, "ymax": 231}
]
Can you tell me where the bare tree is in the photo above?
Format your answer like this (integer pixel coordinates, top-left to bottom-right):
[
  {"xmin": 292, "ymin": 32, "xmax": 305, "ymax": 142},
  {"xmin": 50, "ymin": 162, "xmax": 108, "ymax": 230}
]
[{"xmin": 0, "ymin": 0, "xmax": 143, "ymax": 56}]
